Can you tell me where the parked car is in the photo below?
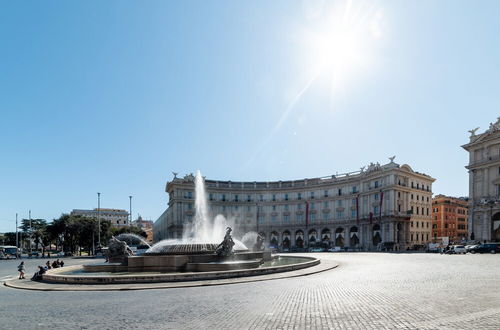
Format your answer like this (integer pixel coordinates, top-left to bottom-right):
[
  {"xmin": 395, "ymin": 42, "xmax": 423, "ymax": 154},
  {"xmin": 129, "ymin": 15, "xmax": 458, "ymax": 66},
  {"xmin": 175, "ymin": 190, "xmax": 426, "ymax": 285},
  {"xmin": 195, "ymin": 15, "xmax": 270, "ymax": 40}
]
[
  {"xmin": 328, "ymin": 247, "xmax": 342, "ymax": 252},
  {"xmin": 469, "ymin": 243, "xmax": 500, "ymax": 254},
  {"xmin": 465, "ymin": 244, "xmax": 479, "ymax": 253},
  {"xmin": 451, "ymin": 245, "xmax": 466, "ymax": 254}
]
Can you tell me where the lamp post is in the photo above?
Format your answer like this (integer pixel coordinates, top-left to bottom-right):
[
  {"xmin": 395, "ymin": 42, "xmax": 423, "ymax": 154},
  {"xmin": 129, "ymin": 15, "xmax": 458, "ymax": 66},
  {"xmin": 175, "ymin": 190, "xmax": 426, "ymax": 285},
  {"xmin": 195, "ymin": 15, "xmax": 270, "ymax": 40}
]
[
  {"xmin": 97, "ymin": 192, "xmax": 101, "ymax": 248},
  {"xmin": 15, "ymin": 213, "xmax": 18, "ymax": 255},
  {"xmin": 29, "ymin": 210, "xmax": 32, "ymax": 255},
  {"xmin": 129, "ymin": 195, "xmax": 132, "ymax": 227}
]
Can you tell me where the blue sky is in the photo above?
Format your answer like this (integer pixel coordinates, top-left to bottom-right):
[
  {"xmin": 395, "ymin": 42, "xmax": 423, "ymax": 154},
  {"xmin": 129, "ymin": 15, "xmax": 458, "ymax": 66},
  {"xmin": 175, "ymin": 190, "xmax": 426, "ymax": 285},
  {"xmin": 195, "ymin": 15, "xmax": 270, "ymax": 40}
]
[{"xmin": 1, "ymin": 0, "xmax": 499, "ymax": 232}]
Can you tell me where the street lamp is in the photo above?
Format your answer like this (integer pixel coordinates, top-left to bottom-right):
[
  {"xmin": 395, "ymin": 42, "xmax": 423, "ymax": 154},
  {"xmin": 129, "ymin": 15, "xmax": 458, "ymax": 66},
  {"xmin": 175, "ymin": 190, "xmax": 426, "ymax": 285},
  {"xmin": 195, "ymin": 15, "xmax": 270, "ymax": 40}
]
[
  {"xmin": 129, "ymin": 195, "xmax": 132, "ymax": 227},
  {"xmin": 97, "ymin": 192, "xmax": 101, "ymax": 248}
]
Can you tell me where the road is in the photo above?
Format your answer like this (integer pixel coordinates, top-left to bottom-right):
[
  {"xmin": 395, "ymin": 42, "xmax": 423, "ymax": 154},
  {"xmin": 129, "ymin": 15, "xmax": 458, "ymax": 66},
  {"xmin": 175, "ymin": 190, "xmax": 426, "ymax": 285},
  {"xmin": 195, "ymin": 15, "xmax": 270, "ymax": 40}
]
[{"xmin": 0, "ymin": 253, "xmax": 499, "ymax": 329}]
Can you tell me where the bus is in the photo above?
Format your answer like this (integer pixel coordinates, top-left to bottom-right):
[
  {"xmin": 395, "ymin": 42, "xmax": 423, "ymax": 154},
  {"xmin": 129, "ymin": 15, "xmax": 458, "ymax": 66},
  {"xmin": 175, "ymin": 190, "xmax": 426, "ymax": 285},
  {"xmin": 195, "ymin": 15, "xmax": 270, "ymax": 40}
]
[{"xmin": 0, "ymin": 246, "xmax": 19, "ymax": 259}]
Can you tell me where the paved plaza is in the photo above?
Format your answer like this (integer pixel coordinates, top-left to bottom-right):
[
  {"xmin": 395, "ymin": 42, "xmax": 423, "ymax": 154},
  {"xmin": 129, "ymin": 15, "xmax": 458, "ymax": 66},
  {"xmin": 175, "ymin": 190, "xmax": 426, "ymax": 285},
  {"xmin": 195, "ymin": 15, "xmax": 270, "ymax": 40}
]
[{"xmin": 1, "ymin": 253, "xmax": 499, "ymax": 329}]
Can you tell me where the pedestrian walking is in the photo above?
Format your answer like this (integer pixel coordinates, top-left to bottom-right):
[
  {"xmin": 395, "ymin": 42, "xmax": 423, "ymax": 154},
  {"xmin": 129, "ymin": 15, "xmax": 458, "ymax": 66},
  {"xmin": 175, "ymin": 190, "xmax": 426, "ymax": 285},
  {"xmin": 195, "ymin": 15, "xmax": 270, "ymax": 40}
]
[{"xmin": 17, "ymin": 261, "xmax": 26, "ymax": 279}]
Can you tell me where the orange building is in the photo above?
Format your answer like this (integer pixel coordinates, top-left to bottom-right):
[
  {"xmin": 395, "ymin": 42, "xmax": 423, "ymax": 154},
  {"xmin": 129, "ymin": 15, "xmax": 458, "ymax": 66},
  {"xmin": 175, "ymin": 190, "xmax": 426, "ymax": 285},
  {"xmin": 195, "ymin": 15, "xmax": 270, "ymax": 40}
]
[{"xmin": 432, "ymin": 195, "xmax": 468, "ymax": 243}]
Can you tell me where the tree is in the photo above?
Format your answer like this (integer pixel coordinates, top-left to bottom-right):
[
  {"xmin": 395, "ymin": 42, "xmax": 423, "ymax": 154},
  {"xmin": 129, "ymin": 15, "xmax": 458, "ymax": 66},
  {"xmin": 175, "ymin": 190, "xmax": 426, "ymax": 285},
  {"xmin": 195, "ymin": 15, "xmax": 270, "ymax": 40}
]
[
  {"xmin": 19, "ymin": 219, "xmax": 47, "ymax": 251},
  {"xmin": 111, "ymin": 225, "xmax": 147, "ymax": 238}
]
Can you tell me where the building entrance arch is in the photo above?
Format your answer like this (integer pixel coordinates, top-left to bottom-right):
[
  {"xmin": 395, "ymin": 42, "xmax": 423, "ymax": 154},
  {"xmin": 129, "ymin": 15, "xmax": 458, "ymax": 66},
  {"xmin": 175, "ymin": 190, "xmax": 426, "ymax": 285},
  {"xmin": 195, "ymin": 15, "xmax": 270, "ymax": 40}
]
[
  {"xmin": 350, "ymin": 226, "xmax": 359, "ymax": 246},
  {"xmin": 335, "ymin": 228, "xmax": 344, "ymax": 247},
  {"xmin": 373, "ymin": 224, "xmax": 382, "ymax": 246},
  {"xmin": 295, "ymin": 230, "xmax": 304, "ymax": 248},
  {"xmin": 493, "ymin": 212, "xmax": 500, "ymax": 242}
]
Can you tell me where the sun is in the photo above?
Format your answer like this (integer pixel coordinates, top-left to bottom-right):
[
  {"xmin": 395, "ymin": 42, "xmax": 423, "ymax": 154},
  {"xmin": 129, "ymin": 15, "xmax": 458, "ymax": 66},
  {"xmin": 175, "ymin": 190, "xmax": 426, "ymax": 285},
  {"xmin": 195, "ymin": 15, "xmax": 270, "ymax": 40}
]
[{"xmin": 301, "ymin": 0, "xmax": 384, "ymax": 95}]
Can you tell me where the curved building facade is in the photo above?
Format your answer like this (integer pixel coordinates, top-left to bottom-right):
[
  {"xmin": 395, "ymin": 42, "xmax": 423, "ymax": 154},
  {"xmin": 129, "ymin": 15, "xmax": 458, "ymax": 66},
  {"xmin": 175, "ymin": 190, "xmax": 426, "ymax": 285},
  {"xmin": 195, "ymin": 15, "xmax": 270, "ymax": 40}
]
[{"xmin": 154, "ymin": 159, "xmax": 435, "ymax": 251}]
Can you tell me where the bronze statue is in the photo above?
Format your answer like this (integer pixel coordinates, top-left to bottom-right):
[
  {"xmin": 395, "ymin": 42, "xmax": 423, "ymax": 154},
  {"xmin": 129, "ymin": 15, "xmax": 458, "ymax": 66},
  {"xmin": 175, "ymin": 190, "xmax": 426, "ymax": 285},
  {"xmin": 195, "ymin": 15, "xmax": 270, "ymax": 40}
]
[
  {"xmin": 253, "ymin": 234, "xmax": 264, "ymax": 251},
  {"xmin": 215, "ymin": 227, "xmax": 235, "ymax": 257}
]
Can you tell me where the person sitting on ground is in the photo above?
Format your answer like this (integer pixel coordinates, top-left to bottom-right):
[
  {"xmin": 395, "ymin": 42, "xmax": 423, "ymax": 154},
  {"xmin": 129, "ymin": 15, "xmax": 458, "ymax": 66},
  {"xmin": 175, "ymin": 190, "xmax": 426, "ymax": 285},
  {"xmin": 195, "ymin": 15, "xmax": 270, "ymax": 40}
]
[
  {"xmin": 59, "ymin": 260, "xmax": 64, "ymax": 267},
  {"xmin": 17, "ymin": 261, "xmax": 26, "ymax": 279},
  {"xmin": 45, "ymin": 261, "xmax": 52, "ymax": 270},
  {"xmin": 31, "ymin": 266, "xmax": 46, "ymax": 281},
  {"xmin": 51, "ymin": 260, "xmax": 59, "ymax": 269}
]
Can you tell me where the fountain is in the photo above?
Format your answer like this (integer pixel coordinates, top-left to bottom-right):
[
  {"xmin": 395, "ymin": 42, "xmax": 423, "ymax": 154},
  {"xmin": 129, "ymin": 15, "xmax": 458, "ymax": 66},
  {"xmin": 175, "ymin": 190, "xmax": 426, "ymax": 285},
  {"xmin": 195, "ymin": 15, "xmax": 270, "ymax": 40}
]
[{"xmin": 39, "ymin": 170, "xmax": 321, "ymax": 285}]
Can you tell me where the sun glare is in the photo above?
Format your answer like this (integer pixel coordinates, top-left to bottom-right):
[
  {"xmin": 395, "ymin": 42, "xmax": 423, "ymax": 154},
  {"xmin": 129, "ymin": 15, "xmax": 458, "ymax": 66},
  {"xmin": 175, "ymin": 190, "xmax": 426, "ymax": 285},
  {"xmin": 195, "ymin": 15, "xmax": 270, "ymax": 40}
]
[{"xmin": 301, "ymin": 0, "xmax": 384, "ymax": 95}]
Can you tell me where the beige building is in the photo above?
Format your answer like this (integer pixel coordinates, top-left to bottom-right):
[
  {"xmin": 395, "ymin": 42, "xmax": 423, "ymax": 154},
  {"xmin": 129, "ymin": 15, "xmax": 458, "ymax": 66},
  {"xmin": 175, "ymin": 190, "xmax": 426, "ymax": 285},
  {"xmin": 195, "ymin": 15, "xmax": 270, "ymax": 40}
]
[
  {"xmin": 132, "ymin": 216, "xmax": 154, "ymax": 242},
  {"xmin": 70, "ymin": 208, "xmax": 129, "ymax": 227},
  {"xmin": 462, "ymin": 117, "xmax": 500, "ymax": 242},
  {"xmin": 154, "ymin": 158, "xmax": 435, "ymax": 251}
]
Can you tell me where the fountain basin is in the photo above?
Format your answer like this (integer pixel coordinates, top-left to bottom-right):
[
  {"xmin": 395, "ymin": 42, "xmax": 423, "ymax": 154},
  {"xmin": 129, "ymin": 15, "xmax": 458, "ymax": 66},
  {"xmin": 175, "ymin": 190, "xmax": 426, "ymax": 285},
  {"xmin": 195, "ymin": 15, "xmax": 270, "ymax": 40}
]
[
  {"xmin": 85, "ymin": 251, "xmax": 272, "ymax": 273},
  {"xmin": 41, "ymin": 256, "xmax": 319, "ymax": 284}
]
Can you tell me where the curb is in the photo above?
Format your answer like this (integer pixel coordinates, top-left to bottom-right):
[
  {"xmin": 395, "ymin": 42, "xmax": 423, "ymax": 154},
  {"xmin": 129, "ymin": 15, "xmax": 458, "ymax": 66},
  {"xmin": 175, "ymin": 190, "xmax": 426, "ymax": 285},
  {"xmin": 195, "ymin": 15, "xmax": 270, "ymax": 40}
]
[{"xmin": 3, "ymin": 260, "xmax": 338, "ymax": 292}]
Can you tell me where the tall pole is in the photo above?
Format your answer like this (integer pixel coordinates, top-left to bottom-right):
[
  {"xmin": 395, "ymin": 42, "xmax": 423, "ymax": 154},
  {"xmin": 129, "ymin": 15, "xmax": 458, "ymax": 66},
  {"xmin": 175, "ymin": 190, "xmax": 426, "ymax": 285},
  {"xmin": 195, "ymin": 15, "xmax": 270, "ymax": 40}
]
[
  {"xmin": 15, "ymin": 213, "xmax": 18, "ymax": 251},
  {"xmin": 129, "ymin": 196, "xmax": 132, "ymax": 227},
  {"xmin": 29, "ymin": 210, "xmax": 32, "ymax": 254},
  {"xmin": 97, "ymin": 192, "xmax": 101, "ymax": 247}
]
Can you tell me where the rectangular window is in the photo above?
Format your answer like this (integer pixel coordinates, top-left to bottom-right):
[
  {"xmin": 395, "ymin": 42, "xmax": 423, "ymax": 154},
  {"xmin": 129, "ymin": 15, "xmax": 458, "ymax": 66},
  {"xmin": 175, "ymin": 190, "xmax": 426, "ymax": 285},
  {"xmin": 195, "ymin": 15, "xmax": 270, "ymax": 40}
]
[
  {"xmin": 351, "ymin": 209, "xmax": 356, "ymax": 219},
  {"xmin": 271, "ymin": 215, "xmax": 277, "ymax": 222},
  {"xmin": 298, "ymin": 193, "xmax": 302, "ymax": 200},
  {"xmin": 337, "ymin": 200, "xmax": 342, "ymax": 207},
  {"xmin": 298, "ymin": 203, "xmax": 302, "ymax": 210},
  {"xmin": 284, "ymin": 204, "xmax": 289, "ymax": 211},
  {"xmin": 297, "ymin": 214, "xmax": 303, "ymax": 222},
  {"xmin": 272, "ymin": 194, "xmax": 276, "ymax": 202},
  {"xmin": 284, "ymin": 215, "xmax": 289, "ymax": 222},
  {"xmin": 209, "ymin": 193, "xmax": 213, "ymax": 201},
  {"xmin": 260, "ymin": 194, "xmax": 264, "ymax": 202},
  {"xmin": 411, "ymin": 194, "xmax": 414, "ymax": 200},
  {"xmin": 352, "ymin": 186, "xmax": 357, "ymax": 193},
  {"xmin": 234, "ymin": 195, "xmax": 239, "ymax": 202},
  {"xmin": 323, "ymin": 212, "xmax": 328, "ymax": 220},
  {"xmin": 374, "ymin": 181, "xmax": 379, "ymax": 188},
  {"xmin": 247, "ymin": 195, "xmax": 251, "ymax": 202},
  {"xmin": 188, "ymin": 191, "xmax": 193, "ymax": 199},
  {"xmin": 285, "ymin": 194, "xmax": 289, "ymax": 201},
  {"xmin": 222, "ymin": 194, "xmax": 226, "ymax": 202},
  {"xmin": 323, "ymin": 201, "xmax": 328, "ymax": 208},
  {"xmin": 310, "ymin": 202, "xmax": 315, "ymax": 209},
  {"xmin": 352, "ymin": 198, "xmax": 356, "ymax": 205},
  {"xmin": 310, "ymin": 191, "xmax": 315, "ymax": 199},
  {"xmin": 272, "ymin": 205, "xmax": 276, "ymax": 211},
  {"xmin": 374, "ymin": 206, "xmax": 379, "ymax": 215},
  {"xmin": 374, "ymin": 193, "xmax": 379, "ymax": 200},
  {"xmin": 324, "ymin": 190, "xmax": 328, "ymax": 197},
  {"xmin": 258, "ymin": 216, "xmax": 264, "ymax": 223},
  {"xmin": 338, "ymin": 189, "xmax": 342, "ymax": 196},
  {"xmin": 398, "ymin": 204, "xmax": 401, "ymax": 212},
  {"xmin": 416, "ymin": 207, "xmax": 419, "ymax": 215},
  {"xmin": 310, "ymin": 213, "xmax": 316, "ymax": 221}
]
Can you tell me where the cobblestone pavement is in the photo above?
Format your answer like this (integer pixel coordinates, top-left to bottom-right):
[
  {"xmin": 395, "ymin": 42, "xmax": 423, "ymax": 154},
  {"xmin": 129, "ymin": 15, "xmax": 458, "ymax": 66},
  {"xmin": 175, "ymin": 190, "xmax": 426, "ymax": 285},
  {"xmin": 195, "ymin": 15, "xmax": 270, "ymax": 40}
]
[{"xmin": 1, "ymin": 253, "xmax": 499, "ymax": 329}]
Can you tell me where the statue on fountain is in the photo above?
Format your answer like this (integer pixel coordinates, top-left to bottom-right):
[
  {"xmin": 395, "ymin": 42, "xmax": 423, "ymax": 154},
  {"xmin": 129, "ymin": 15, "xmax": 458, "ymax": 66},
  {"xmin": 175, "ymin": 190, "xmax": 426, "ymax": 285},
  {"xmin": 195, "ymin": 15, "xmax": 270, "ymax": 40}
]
[
  {"xmin": 107, "ymin": 236, "xmax": 134, "ymax": 263},
  {"xmin": 215, "ymin": 227, "xmax": 235, "ymax": 257},
  {"xmin": 253, "ymin": 234, "xmax": 264, "ymax": 251}
]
